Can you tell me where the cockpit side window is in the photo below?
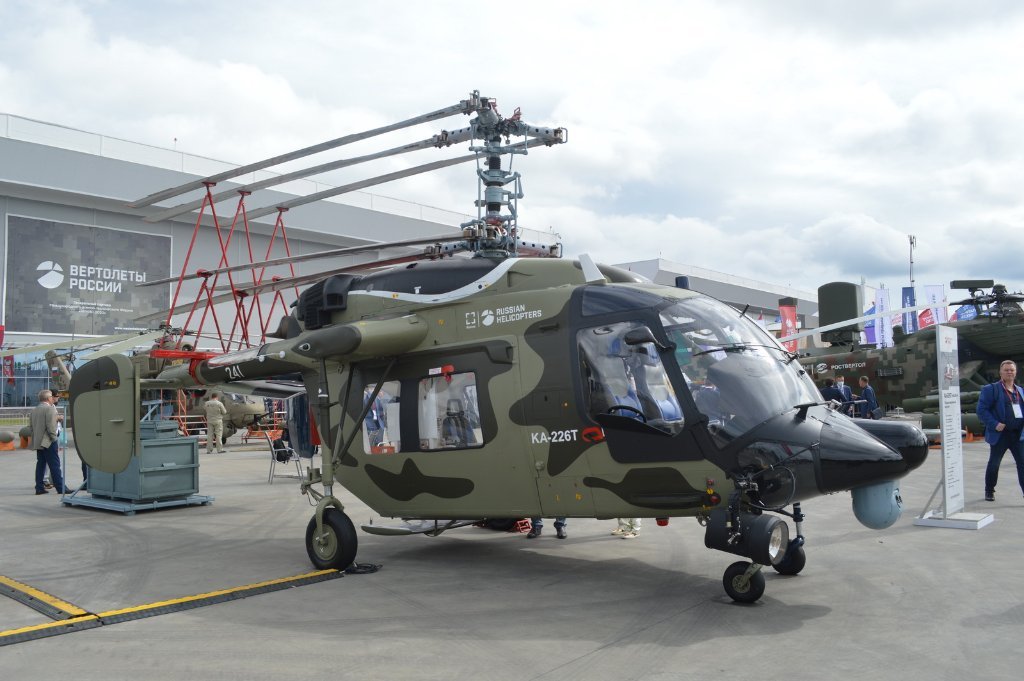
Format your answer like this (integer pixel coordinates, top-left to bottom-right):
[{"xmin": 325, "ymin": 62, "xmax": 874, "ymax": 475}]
[
  {"xmin": 577, "ymin": 322, "xmax": 684, "ymax": 434},
  {"xmin": 418, "ymin": 372, "xmax": 483, "ymax": 451},
  {"xmin": 362, "ymin": 381, "xmax": 402, "ymax": 454}
]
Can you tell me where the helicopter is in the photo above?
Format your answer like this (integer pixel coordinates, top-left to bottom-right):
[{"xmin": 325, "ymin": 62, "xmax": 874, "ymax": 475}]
[
  {"xmin": 798, "ymin": 279, "xmax": 1024, "ymax": 433},
  {"xmin": 68, "ymin": 92, "xmax": 928, "ymax": 603}
]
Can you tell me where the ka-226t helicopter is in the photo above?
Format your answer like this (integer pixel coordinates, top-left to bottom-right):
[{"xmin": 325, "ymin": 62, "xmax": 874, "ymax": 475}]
[{"xmin": 70, "ymin": 91, "xmax": 928, "ymax": 603}]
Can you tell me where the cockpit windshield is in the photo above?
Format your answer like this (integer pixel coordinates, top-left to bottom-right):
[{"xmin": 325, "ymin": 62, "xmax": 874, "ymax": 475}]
[{"xmin": 660, "ymin": 296, "xmax": 820, "ymax": 443}]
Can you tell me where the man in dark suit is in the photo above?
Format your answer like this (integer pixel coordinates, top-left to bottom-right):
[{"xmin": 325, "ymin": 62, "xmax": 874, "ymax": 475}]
[
  {"xmin": 820, "ymin": 378, "xmax": 845, "ymax": 405},
  {"xmin": 859, "ymin": 376, "xmax": 880, "ymax": 419},
  {"xmin": 835, "ymin": 375, "xmax": 855, "ymax": 416},
  {"xmin": 976, "ymin": 360, "xmax": 1024, "ymax": 502}
]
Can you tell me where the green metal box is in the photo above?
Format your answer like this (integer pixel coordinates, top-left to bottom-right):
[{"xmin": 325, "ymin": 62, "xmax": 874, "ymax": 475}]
[{"xmin": 87, "ymin": 436, "xmax": 199, "ymax": 501}]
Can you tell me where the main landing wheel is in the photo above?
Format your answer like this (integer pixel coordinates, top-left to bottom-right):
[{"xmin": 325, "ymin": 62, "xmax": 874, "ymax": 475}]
[
  {"xmin": 772, "ymin": 543, "xmax": 806, "ymax": 576},
  {"xmin": 306, "ymin": 508, "xmax": 358, "ymax": 570},
  {"xmin": 723, "ymin": 561, "xmax": 766, "ymax": 603}
]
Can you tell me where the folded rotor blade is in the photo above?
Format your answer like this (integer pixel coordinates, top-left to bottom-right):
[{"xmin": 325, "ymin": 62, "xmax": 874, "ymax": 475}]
[
  {"xmin": 128, "ymin": 95, "xmax": 485, "ymax": 209},
  {"xmin": 142, "ymin": 136, "xmax": 458, "ymax": 224},
  {"xmin": 0, "ymin": 330, "xmax": 162, "ymax": 358},
  {"xmin": 76, "ymin": 331, "xmax": 166, "ymax": 360},
  {"xmin": 133, "ymin": 250, "xmax": 448, "ymax": 324},
  {"xmin": 137, "ymin": 234, "xmax": 466, "ymax": 288}
]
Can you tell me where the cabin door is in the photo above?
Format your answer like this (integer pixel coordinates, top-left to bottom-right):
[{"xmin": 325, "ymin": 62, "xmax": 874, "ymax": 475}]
[{"xmin": 69, "ymin": 354, "xmax": 138, "ymax": 474}]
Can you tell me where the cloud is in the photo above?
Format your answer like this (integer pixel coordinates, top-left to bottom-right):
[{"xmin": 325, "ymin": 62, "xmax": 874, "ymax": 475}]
[{"xmin": 3, "ymin": 0, "xmax": 1024, "ymax": 297}]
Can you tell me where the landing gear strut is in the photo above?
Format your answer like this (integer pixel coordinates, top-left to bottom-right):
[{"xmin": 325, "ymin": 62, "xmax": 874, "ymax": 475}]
[
  {"xmin": 772, "ymin": 502, "xmax": 806, "ymax": 576},
  {"xmin": 707, "ymin": 497, "xmax": 808, "ymax": 601}
]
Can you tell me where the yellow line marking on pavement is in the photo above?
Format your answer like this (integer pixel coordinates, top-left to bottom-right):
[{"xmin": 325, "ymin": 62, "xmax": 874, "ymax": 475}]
[
  {"xmin": 97, "ymin": 569, "xmax": 338, "ymax": 617},
  {"xmin": 1, "ymin": 615, "xmax": 99, "ymax": 637},
  {"xmin": 1, "ymin": 568, "xmax": 341, "ymax": 646},
  {"xmin": 0, "ymin": 575, "xmax": 88, "ymax": 616}
]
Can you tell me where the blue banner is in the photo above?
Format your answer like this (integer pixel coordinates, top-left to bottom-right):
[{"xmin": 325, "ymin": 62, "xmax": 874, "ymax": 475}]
[
  {"xmin": 901, "ymin": 287, "xmax": 918, "ymax": 332},
  {"xmin": 954, "ymin": 304, "xmax": 978, "ymax": 321},
  {"xmin": 863, "ymin": 304, "xmax": 876, "ymax": 344}
]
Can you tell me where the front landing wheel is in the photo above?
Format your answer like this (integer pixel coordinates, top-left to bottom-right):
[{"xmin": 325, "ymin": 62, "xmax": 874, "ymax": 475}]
[
  {"xmin": 723, "ymin": 561, "xmax": 765, "ymax": 603},
  {"xmin": 306, "ymin": 508, "xmax": 358, "ymax": 570},
  {"xmin": 772, "ymin": 543, "xmax": 806, "ymax": 576}
]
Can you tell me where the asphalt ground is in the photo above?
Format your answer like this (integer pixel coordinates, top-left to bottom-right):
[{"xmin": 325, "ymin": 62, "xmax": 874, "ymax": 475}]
[{"xmin": 0, "ymin": 437, "xmax": 1021, "ymax": 680}]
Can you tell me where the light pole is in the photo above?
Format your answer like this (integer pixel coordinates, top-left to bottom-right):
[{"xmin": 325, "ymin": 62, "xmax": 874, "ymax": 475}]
[{"xmin": 908, "ymin": 235, "xmax": 917, "ymax": 288}]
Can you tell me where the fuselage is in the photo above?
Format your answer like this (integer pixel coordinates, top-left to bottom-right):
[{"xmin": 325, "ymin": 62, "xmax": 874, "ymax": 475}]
[{"xmin": 177, "ymin": 256, "xmax": 928, "ymax": 520}]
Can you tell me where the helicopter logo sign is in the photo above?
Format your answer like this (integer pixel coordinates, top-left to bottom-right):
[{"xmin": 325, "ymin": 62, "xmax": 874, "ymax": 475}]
[
  {"xmin": 36, "ymin": 261, "xmax": 65, "ymax": 289},
  {"xmin": 464, "ymin": 304, "xmax": 542, "ymax": 329}
]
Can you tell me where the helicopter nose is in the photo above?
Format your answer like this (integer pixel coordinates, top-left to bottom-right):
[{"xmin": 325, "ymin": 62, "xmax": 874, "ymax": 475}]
[{"xmin": 816, "ymin": 412, "xmax": 928, "ymax": 494}]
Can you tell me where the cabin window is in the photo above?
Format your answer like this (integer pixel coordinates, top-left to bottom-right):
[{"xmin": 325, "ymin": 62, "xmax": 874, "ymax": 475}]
[
  {"xmin": 418, "ymin": 371, "xmax": 483, "ymax": 450},
  {"xmin": 578, "ymin": 322, "xmax": 685, "ymax": 434},
  {"xmin": 362, "ymin": 381, "xmax": 402, "ymax": 454}
]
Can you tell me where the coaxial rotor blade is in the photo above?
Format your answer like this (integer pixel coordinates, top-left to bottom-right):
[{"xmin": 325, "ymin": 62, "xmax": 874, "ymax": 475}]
[
  {"xmin": 137, "ymin": 234, "xmax": 467, "ymax": 288},
  {"xmin": 244, "ymin": 137, "xmax": 550, "ymax": 221},
  {"xmin": 142, "ymin": 134, "xmax": 470, "ymax": 224},
  {"xmin": 0, "ymin": 330, "xmax": 162, "ymax": 358},
  {"xmin": 244, "ymin": 154, "xmax": 473, "ymax": 220},
  {"xmin": 128, "ymin": 94, "xmax": 487, "ymax": 209},
  {"xmin": 133, "ymin": 249, "xmax": 459, "ymax": 324},
  {"xmin": 76, "ymin": 331, "xmax": 167, "ymax": 360}
]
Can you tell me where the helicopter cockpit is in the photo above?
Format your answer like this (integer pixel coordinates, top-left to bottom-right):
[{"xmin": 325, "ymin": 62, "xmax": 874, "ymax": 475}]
[
  {"xmin": 659, "ymin": 296, "xmax": 820, "ymax": 445},
  {"xmin": 577, "ymin": 287, "xmax": 821, "ymax": 448}
]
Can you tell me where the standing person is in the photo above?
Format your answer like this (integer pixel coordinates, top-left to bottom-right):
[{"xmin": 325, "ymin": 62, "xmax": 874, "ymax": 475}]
[
  {"xmin": 527, "ymin": 517, "xmax": 567, "ymax": 539},
  {"xmin": 204, "ymin": 392, "xmax": 228, "ymax": 454},
  {"xmin": 31, "ymin": 389, "xmax": 69, "ymax": 495},
  {"xmin": 611, "ymin": 518, "xmax": 641, "ymax": 539},
  {"xmin": 50, "ymin": 393, "xmax": 84, "ymax": 487},
  {"xmin": 976, "ymin": 360, "xmax": 1024, "ymax": 502},
  {"xmin": 835, "ymin": 375, "xmax": 855, "ymax": 415},
  {"xmin": 859, "ymin": 376, "xmax": 880, "ymax": 419},
  {"xmin": 820, "ymin": 378, "xmax": 845, "ymax": 405}
]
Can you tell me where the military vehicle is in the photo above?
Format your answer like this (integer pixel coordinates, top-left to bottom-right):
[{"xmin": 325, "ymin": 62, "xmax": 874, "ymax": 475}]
[
  {"xmin": 68, "ymin": 92, "xmax": 928, "ymax": 603},
  {"xmin": 799, "ymin": 280, "xmax": 1024, "ymax": 433}
]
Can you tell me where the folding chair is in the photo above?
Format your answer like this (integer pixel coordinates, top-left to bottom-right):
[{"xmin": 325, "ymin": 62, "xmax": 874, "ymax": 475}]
[{"xmin": 266, "ymin": 432, "xmax": 303, "ymax": 483}]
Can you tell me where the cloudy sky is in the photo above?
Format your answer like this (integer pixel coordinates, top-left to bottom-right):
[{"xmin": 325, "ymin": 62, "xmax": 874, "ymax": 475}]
[{"xmin": 2, "ymin": 0, "xmax": 1023, "ymax": 301}]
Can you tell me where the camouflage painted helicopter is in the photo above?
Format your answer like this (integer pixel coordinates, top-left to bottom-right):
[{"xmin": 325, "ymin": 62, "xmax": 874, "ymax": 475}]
[
  {"xmin": 799, "ymin": 280, "xmax": 1024, "ymax": 433},
  {"xmin": 68, "ymin": 92, "xmax": 928, "ymax": 603}
]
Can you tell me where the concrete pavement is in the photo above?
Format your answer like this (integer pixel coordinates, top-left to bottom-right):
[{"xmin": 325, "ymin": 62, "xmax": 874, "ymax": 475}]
[{"xmin": 0, "ymin": 439, "xmax": 1021, "ymax": 680}]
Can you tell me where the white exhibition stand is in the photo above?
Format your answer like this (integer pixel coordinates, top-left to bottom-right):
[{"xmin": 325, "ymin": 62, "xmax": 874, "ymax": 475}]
[{"xmin": 914, "ymin": 325, "xmax": 993, "ymax": 530}]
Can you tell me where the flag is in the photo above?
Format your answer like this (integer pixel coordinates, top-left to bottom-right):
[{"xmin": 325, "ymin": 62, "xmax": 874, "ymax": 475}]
[
  {"xmin": 901, "ymin": 287, "xmax": 918, "ymax": 333},
  {"xmin": 863, "ymin": 304, "xmax": 877, "ymax": 345},
  {"xmin": 755, "ymin": 311, "xmax": 768, "ymax": 331},
  {"xmin": 918, "ymin": 308, "xmax": 935, "ymax": 329},
  {"xmin": 779, "ymin": 304, "xmax": 798, "ymax": 352},
  {"xmin": 923, "ymin": 284, "xmax": 947, "ymax": 324},
  {"xmin": 875, "ymin": 288, "xmax": 893, "ymax": 348},
  {"xmin": 954, "ymin": 305, "xmax": 978, "ymax": 322},
  {"xmin": 2, "ymin": 355, "xmax": 13, "ymax": 386}
]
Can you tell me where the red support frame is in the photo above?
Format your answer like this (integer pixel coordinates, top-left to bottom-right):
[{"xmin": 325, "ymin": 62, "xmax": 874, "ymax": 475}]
[{"xmin": 162, "ymin": 186, "xmax": 301, "ymax": 356}]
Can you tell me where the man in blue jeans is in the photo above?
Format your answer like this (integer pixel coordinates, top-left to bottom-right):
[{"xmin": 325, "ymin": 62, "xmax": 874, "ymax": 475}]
[
  {"xmin": 976, "ymin": 360, "xmax": 1024, "ymax": 502},
  {"xmin": 527, "ymin": 517, "xmax": 566, "ymax": 539},
  {"xmin": 31, "ymin": 389, "xmax": 69, "ymax": 495}
]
